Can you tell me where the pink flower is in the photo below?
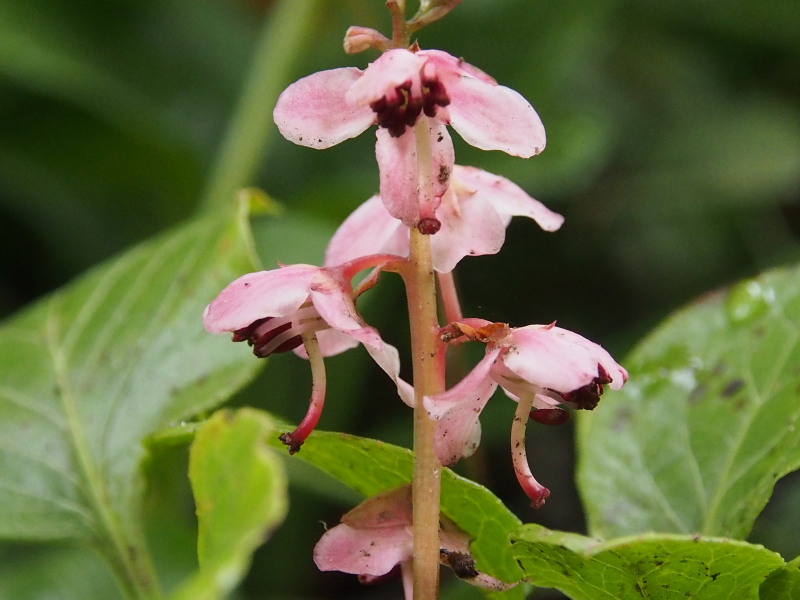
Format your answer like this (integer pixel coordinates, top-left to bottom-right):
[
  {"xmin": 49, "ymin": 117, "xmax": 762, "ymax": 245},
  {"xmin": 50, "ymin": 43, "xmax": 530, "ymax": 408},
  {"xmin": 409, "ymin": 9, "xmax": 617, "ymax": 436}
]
[
  {"xmin": 325, "ymin": 165, "xmax": 564, "ymax": 273},
  {"xmin": 203, "ymin": 255, "xmax": 412, "ymax": 451},
  {"xmin": 273, "ymin": 48, "xmax": 545, "ymax": 228},
  {"xmin": 425, "ymin": 320, "xmax": 627, "ymax": 507},
  {"xmin": 313, "ymin": 485, "xmax": 515, "ymax": 596}
]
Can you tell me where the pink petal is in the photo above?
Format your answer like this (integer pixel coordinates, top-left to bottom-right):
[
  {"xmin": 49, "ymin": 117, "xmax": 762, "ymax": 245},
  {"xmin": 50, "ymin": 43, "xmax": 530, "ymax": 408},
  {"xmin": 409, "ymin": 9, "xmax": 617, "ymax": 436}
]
[
  {"xmin": 313, "ymin": 523, "xmax": 412, "ymax": 576},
  {"xmin": 308, "ymin": 270, "xmax": 383, "ymax": 349},
  {"xmin": 376, "ymin": 121, "xmax": 454, "ymax": 227},
  {"xmin": 341, "ymin": 486, "xmax": 412, "ymax": 528},
  {"xmin": 498, "ymin": 325, "xmax": 627, "ymax": 393},
  {"xmin": 363, "ymin": 341, "xmax": 415, "ymax": 407},
  {"xmin": 346, "ymin": 49, "xmax": 426, "ymax": 107},
  {"xmin": 418, "ymin": 50, "xmax": 497, "ymax": 86},
  {"xmin": 424, "ymin": 349, "xmax": 501, "ymax": 465},
  {"xmin": 447, "ymin": 77, "xmax": 546, "ymax": 157},
  {"xmin": 376, "ymin": 127, "xmax": 418, "ymax": 226},
  {"xmin": 314, "ymin": 486, "xmax": 414, "ymax": 576},
  {"xmin": 324, "ymin": 195, "xmax": 408, "ymax": 266},
  {"xmin": 273, "ymin": 68, "xmax": 375, "ymax": 149},
  {"xmin": 454, "ymin": 166, "xmax": 564, "ymax": 232},
  {"xmin": 202, "ymin": 265, "xmax": 318, "ymax": 333},
  {"xmin": 429, "ymin": 187, "xmax": 507, "ymax": 273}
]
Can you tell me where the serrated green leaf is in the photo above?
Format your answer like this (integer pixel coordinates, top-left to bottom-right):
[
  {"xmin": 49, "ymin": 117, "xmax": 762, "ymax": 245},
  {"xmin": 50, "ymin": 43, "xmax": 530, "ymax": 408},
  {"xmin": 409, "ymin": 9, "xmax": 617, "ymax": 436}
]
[
  {"xmin": 578, "ymin": 264, "xmax": 800, "ymax": 539},
  {"xmin": 513, "ymin": 525, "xmax": 784, "ymax": 600},
  {"xmin": 268, "ymin": 428, "xmax": 525, "ymax": 598},
  {"xmin": 171, "ymin": 408, "xmax": 287, "ymax": 600},
  {"xmin": 0, "ymin": 200, "xmax": 261, "ymax": 592}
]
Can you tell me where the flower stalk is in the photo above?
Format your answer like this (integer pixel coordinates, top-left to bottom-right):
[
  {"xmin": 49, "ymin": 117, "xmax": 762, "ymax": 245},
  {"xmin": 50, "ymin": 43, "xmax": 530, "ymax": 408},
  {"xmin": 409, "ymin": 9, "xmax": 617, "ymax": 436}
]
[
  {"xmin": 406, "ymin": 227, "xmax": 444, "ymax": 600},
  {"xmin": 387, "ymin": 0, "xmax": 409, "ymax": 48},
  {"xmin": 406, "ymin": 115, "xmax": 445, "ymax": 600}
]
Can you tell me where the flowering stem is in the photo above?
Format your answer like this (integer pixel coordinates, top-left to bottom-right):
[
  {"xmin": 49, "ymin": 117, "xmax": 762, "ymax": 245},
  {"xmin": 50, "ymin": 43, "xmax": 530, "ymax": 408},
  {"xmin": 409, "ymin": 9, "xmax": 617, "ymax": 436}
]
[
  {"xmin": 387, "ymin": 0, "xmax": 409, "ymax": 48},
  {"xmin": 403, "ymin": 117, "xmax": 445, "ymax": 600},
  {"xmin": 406, "ymin": 228, "xmax": 444, "ymax": 600}
]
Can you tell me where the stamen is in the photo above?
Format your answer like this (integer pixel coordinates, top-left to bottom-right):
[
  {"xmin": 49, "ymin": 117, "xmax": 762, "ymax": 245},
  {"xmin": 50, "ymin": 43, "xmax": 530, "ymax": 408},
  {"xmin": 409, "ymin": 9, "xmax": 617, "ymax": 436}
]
[
  {"xmin": 371, "ymin": 62, "xmax": 450, "ymax": 137},
  {"xmin": 556, "ymin": 363, "xmax": 611, "ymax": 410},
  {"xmin": 250, "ymin": 305, "xmax": 326, "ymax": 357}
]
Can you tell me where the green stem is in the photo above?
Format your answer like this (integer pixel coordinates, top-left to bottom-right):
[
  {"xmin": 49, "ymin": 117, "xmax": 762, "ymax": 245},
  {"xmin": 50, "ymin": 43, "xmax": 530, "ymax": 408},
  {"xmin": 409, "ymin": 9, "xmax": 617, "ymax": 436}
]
[
  {"xmin": 405, "ymin": 118, "xmax": 445, "ymax": 600},
  {"xmin": 198, "ymin": 0, "xmax": 321, "ymax": 214}
]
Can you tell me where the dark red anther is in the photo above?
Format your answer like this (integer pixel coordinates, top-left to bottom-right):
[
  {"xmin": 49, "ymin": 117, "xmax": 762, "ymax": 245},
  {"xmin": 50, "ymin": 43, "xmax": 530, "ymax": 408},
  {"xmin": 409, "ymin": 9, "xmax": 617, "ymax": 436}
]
[
  {"xmin": 529, "ymin": 408, "xmax": 571, "ymax": 426},
  {"xmin": 595, "ymin": 362, "xmax": 613, "ymax": 385},
  {"xmin": 422, "ymin": 78, "xmax": 450, "ymax": 117},
  {"xmin": 417, "ymin": 217, "xmax": 441, "ymax": 235},
  {"xmin": 558, "ymin": 382, "xmax": 603, "ymax": 410},
  {"xmin": 232, "ymin": 317, "xmax": 303, "ymax": 358},
  {"xmin": 557, "ymin": 362, "xmax": 615, "ymax": 410},
  {"xmin": 231, "ymin": 317, "xmax": 269, "ymax": 342},
  {"xmin": 371, "ymin": 70, "xmax": 451, "ymax": 136}
]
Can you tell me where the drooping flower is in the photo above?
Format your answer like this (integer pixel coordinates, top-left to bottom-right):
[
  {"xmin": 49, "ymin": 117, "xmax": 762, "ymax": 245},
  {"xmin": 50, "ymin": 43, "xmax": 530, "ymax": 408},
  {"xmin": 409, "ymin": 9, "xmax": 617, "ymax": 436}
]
[
  {"xmin": 425, "ymin": 320, "xmax": 627, "ymax": 507},
  {"xmin": 273, "ymin": 47, "xmax": 546, "ymax": 229},
  {"xmin": 202, "ymin": 255, "xmax": 412, "ymax": 451},
  {"xmin": 325, "ymin": 165, "xmax": 564, "ymax": 273},
  {"xmin": 313, "ymin": 485, "xmax": 516, "ymax": 597}
]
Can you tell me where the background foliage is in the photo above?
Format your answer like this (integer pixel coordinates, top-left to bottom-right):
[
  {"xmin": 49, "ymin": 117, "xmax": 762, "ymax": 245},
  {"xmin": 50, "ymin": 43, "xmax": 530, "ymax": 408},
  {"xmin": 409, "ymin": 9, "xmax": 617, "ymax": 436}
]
[{"xmin": 1, "ymin": 0, "xmax": 799, "ymax": 598}]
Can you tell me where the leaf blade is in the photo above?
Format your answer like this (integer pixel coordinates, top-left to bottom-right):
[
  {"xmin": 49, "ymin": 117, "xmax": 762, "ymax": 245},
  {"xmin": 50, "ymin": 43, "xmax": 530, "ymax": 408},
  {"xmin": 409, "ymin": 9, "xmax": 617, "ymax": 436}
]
[
  {"xmin": 0, "ymin": 200, "xmax": 261, "ymax": 590},
  {"xmin": 512, "ymin": 526, "xmax": 785, "ymax": 600},
  {"xmin": 578, "ymin": 265, "xmax": 800, "ymax": 539},
  {"xmin": 171, "ymin": 408, "xmax": 288, "ymax": 600}
]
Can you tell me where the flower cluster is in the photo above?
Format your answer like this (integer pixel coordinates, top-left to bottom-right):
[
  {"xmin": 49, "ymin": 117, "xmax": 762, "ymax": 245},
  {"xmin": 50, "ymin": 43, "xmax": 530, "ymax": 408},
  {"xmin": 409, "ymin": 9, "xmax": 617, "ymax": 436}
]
[{"xmin": 203, "ymin": 7, "xmax": 626, "ymax": 596}]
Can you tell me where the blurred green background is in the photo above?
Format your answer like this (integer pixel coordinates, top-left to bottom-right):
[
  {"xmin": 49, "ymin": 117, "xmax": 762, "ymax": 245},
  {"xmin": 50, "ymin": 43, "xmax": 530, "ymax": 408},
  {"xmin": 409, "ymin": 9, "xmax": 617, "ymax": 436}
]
[{"xmin": 1, "ymin": 0, "xmax": 799, "ymax": 598}]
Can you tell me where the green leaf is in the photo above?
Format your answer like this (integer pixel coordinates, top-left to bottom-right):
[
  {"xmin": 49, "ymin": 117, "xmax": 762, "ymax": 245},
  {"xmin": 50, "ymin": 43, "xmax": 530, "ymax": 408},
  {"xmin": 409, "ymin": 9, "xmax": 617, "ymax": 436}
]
[
  {"xmin": 578, "ymin": 264, "xmax": 800, "ymax": 539},
  {"xmin": 268, "ymin": 428, "xmax": 525, "ymax": 598},
  {"xmin": 0, "ymin": 544, "xmax": 121, "ymax": 600},
  {"xmin": 760, "ymin": 556, "xmax": 800, "ymax": 600},
  {"xmin": 0, "ymin": 199, "xmax": 261, "ymax": 593},
  {"xmin": 171, "ymin": 408, "xmax": 287, "ymax": 600},
  {"xmin": 512, "ymin": 525, "xmax": 784, "ymax": 600}
]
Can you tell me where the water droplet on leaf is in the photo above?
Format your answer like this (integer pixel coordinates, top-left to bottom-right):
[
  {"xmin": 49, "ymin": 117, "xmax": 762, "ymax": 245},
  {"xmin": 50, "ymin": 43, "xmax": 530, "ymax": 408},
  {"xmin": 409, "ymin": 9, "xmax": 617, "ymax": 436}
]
[{"xmin": 725, "ymin": 279, "xmax": 774, "ymax": 325}]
